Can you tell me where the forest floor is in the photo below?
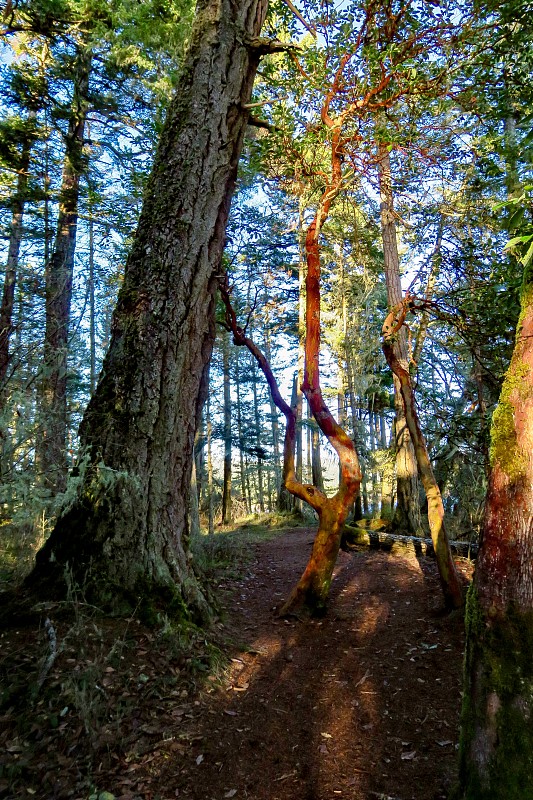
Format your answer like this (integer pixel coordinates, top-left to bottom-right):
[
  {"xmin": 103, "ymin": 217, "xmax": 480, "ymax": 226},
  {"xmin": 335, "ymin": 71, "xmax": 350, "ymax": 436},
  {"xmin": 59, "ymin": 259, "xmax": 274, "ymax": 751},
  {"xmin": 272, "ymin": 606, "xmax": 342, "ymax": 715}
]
[{"xmin": 0, "ymin": 523, "xmax": 473, "ymax": 800}]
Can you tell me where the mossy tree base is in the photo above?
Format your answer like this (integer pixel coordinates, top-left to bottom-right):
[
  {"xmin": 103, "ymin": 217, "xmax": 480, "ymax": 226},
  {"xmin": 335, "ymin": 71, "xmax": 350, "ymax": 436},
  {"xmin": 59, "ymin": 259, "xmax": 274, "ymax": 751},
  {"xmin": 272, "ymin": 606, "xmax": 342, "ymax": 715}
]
[
  {"xmin": 26, "ymin": 462, "xmax": 211, "ymax": 624},
  {"xmin": 459, "ymin": 589, "xmax": 533, "ymax": 799}
]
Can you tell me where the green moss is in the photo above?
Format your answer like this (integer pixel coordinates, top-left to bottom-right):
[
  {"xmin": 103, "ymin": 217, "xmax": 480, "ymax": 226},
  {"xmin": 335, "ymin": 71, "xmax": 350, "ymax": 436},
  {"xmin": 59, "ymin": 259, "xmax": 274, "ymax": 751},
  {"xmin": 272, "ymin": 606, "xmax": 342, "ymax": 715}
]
[
  {"xmin": 131, "ymin": 577, "xmax": 192, "ymax": 627},
  {"xmin": 489, "ymin": 359, "xmax": 531, "ymax": 479},
  {"xmin": 459, "ymin": 588, "xmax": 533, "ymax": 799}
]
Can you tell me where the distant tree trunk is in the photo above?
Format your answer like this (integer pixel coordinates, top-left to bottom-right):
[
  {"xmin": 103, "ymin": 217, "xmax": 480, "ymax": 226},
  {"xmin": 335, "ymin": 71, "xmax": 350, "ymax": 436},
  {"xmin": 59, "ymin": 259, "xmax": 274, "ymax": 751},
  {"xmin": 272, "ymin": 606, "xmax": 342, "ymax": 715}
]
[
  {"xmin": 27, "ymin": 0, "xmax": 271, "ymax": 620},
  {"xmin": 377, "ymin": 143, "xmax": 422, "ymax": 534},
  {"xmin": 206, "ymin": 394, "xmax": 215, "ymax": 537},
  {"xmin": 88, "ymin": 195, "xmax": 97, "ymax": 394},
  {"xmin": 221, "ymin": 332, "xmax": 232, "ymax": 524},
  {"xmin": 382, "ymin": 300, "xmax": 463, "ymax": 610},
  {"xmin": 189, "ymin": 450, "xmax": 201, "ymax": 541},
  {"xmin": 311, "ymin": 419, "xmax": 324, "ymax": 491},
  {"xmin": 235, "ymin": 350, "xmax": 250, "ymax": 514},
  {"xmin": 37, "ymin": 49, "xmax": 91, "ymax": 494},
  {"xmin": 251, "ymin": 356, "xmax": 265, "ymax": 512},
  {"xmin": 458, "ymin": 265, "xmax": 533, "ymax": 798},
  {"xmin": 295, "ymin": 197, "xmax": 306, "ymax": 511},
  {"xmin": 345, "ymin": 353, "xmax": 364, "ymax": 519},
  {"xmin": 264, "ymin": 325, "xmax": 281, "ymax": 490},
  {"xmin": 0, "ymin": 123, "xmax": 33, "ymax": 396}
]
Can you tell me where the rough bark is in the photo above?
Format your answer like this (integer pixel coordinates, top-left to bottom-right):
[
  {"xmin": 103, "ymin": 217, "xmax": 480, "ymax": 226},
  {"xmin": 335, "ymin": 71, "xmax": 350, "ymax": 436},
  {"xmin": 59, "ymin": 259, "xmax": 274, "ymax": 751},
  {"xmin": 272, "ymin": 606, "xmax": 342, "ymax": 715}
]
[
  {"xmin": 37, "ymin": 49, "xmax": 91, "ymax": 494},
  {"xmin": 27, "ymin": 0, "xmax": 269, "ymax": 622},
  {"xmin": 377, "ymin": 144, "xmax": 422, "ymax": 534},
  {"xmin": 458, "ymin": 266, "xmax": 533, "ymax": 799},
  {"xmin": 382, "ymin": 300, "xmax": 464, "ymax": 610}
]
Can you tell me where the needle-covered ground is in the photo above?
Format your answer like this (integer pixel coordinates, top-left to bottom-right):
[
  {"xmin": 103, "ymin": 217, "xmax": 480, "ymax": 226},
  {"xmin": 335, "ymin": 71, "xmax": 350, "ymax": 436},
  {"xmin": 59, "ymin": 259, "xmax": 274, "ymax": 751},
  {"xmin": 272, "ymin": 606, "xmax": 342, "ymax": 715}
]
[{"xmin": 0, "ymin": 524, "xmax": 472, "ymax": 800}]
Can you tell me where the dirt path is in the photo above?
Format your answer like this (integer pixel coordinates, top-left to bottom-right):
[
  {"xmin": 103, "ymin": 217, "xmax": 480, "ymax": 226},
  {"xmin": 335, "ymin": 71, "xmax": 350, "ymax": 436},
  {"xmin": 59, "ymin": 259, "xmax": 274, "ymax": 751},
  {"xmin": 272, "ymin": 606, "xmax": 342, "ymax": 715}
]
[
  {"xmin": 0, "ymin": 528, "xmax": 468, "ymax": 800},
  {"xmin": 171, "ymin": 529, "xmax": 466, "ymax": 800}
]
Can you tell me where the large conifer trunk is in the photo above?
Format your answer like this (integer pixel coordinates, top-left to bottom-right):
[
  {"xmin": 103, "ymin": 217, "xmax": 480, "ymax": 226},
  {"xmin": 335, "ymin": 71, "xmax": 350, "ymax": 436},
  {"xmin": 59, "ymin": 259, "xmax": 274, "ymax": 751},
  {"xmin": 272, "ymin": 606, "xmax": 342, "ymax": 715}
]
[
  {"xmin": 458, "ymin": 268, "xmax": 533, "ymax": 798},
  {"xmin": 27, "ymin": 0, "xmax": 269, "ymax": 620}
]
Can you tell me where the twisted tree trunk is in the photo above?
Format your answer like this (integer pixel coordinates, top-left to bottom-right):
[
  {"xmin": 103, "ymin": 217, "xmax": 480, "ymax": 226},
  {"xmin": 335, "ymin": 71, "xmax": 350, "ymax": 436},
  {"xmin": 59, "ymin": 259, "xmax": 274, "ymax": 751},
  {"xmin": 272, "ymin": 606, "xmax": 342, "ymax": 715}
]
[{"xmin": 382, "ymin": 299, "xmax": 464, "ymax": 610}]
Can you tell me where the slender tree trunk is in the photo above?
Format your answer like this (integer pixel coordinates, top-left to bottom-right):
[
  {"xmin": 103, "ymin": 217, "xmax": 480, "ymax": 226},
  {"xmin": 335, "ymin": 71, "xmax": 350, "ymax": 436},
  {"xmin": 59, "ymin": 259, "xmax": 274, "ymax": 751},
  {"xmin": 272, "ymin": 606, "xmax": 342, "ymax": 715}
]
[
  {"xmin": 88, "ymin": 197, "xmax": 96, "ymax": 394},
  {"xmin": 27, "ymin": 0, "xmax": 271, "ymax": 620},
  {"xmin": 377, "ymin": 144, "xmax": 422, "ymax": 534},
  {"xmin": 251, "ymin": 357, "xmax": 265, "ymax": 512},
  {"xmin": 311, "ymin": 420, "xmax": 324, "ymax": 491},
  {"xmin": 264, "ymin": 325, "xmax": 281, "ymax": 490},
  {"xmin": 458, "ymin": 266, "xmax": 533, "ymax": 798},
  {"xmin": 189, "ymin": 450, "xmax": 201, "ymax": 541},
  {"xmin": 221, "ymin": 332, "xmax": 232, "ymax": 524},
  {"xmin": 346, "ymin": 351, "xmax": 364, "ymax": 519},
  {"xmin": 37, "ymin": 49, "xmax": 91, "ymax": 494},
  {"xmin": 382, "ymin": 301, "xmax": 463, "ymax": 610},
  {"xmin": 0, "ymin": 124, "xmax": 33, "ymax": 394},
  {"xmin": 206, "ymin": 394, "xmax": 214, "ymax": 537},
  {"xmin": 235, "ymin": 350, "xmax": 249, "ymax": 514},
  {"xmin": 295, "ymin": 197, "xmax": 306, "ymax": 511},
  {"xmin": 337, "ymin": 361, "xmax": 347, "ymax": 485}
]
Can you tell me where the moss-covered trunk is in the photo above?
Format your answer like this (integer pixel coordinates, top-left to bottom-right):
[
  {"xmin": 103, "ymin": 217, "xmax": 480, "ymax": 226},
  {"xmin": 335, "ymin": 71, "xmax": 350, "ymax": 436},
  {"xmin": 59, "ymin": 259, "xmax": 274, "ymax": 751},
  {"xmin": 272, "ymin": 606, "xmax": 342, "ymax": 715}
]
[
  {"xmin": 27, "ymin": 0, "xmax": 269, "ymax": 622},
  {"xmin": 458, "ymin": 266, "xmax": 533, "ymax": 798}
]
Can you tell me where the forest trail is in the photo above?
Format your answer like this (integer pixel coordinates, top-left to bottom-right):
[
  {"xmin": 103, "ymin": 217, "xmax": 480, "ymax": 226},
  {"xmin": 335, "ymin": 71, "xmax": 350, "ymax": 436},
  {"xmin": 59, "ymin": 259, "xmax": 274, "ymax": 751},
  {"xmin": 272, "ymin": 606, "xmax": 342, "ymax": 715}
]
[{"xmin": 1, "ymin": 527, "xmax": 469, "ymax": 800}]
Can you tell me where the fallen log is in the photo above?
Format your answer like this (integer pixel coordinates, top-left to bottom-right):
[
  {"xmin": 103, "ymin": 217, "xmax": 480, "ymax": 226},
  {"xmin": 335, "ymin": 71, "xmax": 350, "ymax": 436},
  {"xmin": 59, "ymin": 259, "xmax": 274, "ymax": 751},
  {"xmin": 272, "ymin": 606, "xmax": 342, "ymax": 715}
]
[{"xmin": 341, "ymin": 523, "xmax": 478, "ymax": 560}]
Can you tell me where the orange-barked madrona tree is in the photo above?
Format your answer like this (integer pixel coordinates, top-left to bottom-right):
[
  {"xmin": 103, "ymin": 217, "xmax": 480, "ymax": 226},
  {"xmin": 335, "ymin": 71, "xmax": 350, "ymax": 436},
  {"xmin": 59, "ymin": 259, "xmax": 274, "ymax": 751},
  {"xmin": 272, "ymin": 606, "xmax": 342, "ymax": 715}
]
[{"xmin": 26, "ymin": 0, "xmax": 294, "ymax": 620}]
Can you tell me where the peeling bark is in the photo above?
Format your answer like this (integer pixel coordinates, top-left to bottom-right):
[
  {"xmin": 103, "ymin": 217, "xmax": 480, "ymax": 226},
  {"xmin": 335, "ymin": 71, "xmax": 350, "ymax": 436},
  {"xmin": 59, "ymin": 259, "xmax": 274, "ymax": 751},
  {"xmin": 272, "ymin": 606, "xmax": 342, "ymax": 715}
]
[{"xmin": 27, "ymin": 0, "xmax": 269, "ymax": 622}]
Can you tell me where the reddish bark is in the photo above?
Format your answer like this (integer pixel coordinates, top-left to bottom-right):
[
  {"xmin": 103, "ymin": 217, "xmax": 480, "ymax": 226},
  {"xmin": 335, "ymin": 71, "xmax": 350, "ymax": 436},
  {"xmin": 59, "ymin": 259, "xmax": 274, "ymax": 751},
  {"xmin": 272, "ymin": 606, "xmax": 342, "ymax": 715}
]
[
  {"xmin": 219, "ymin": 77, "xmax": 363, "ymax": 615},
  {"xmin": 458, "ymin": 271, "xmax": 533, "ymax": 798}
]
